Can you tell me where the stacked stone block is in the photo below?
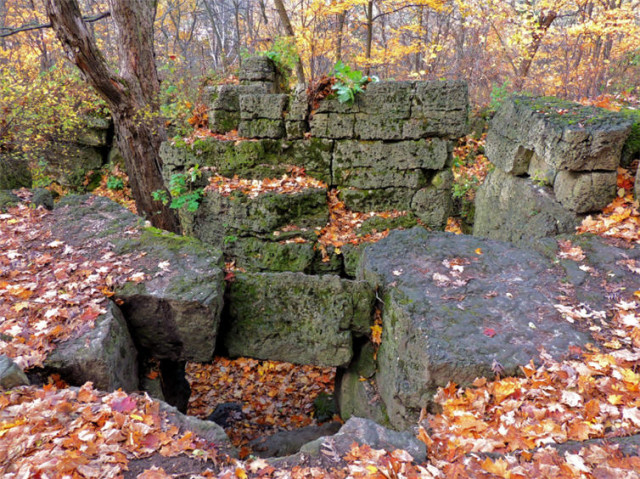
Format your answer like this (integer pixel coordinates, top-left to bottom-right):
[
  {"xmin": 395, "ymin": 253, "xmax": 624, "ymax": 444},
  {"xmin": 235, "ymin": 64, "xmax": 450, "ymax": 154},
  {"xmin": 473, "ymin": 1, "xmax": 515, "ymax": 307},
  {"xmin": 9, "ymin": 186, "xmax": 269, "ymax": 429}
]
[
  {"xmin": 205, "ymin": 56, "xmax": 468, "ymax": 224},
  {"xmin": 474, "ymin": 96, "xmax": 633, "ymax": 246},
  {"xmin": 163, "ymin": 57, "xmax": 470, "ymax": 274}
]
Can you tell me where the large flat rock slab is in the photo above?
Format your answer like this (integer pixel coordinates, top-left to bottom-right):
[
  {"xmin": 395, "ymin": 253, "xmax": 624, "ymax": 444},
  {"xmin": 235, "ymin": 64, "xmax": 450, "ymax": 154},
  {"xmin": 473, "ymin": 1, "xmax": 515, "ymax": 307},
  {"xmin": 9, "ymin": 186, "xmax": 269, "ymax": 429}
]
[
  {"xmin": 359, "ymin": 228, "xmax": 593, "ymax": 429},
  {"xmin": 51, "ymin": 195, "xmax": 225, "ymax": 363}
]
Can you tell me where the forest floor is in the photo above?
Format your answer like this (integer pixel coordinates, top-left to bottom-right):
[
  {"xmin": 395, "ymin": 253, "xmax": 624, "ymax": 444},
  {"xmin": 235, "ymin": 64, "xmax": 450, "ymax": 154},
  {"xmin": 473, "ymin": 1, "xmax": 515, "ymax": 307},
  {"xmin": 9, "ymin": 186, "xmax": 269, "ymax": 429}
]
[{"xmin": 3, "ymin": 132, "xmax": 640, "ymax": 477}]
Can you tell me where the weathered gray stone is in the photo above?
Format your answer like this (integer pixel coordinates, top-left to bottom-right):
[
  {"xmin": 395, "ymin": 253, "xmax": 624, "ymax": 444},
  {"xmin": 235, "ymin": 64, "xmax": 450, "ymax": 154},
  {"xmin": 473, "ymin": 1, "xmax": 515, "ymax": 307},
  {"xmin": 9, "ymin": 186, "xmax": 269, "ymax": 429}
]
[
  {"xmin": 225, "ymin": 237, "xmax": 316, "ymax": 273},
  {"xmin": 357, "ymin": 81, "xmax": 413, "ymax": 118},
  {"xmin": 287, "ymin": 85, "xmax": 309, "ymax": 121},
  {"xmin": 240, "ymin": 94, "xmax": 288, "ymax": 120},
  {"xmin": 160, "ymin": 137, "xmax": 332, "ymax": 184},
  {"xmin": 185, "ymin": 188, "xmax": 328, "ymax": 248},
  {"xmin": 224, "ymin": 272, "xmax": 375, "ymax": 366},
  {"xmin": 52, "ymin": 195, "xmax": 225, "ymax": 363},
  {"xmin": 309, "ymin": 113, "xmax": 355, "ymax": 138},
  {"xmin": 492, "ymin": 97, "xmax": 632, "ymax": 172},
  {"xmin": 249, "ymin": 422, "xmax": 342, "ymax": 458},
  {"xmin": 299, "ymin": 417, "xmax": 426, "ymax": 463},
  {"xmin": 284, "ymin": 138, "xmax": 332, "ymax": 182},
  {"xmin": 535, "ymin": 233, "xmax": 640, "ymax": 311},
  {"xmin": 485, "ymin": 129, "xmax": 534, "ymax": 175},
  {"xmin": 113, "ymin": 228, "xmax": 225, "ymax": 363},
  {"xmin": 359, "ymin": 228, "xmax": 593, "ymax": 429},
  {"xmin": 0, "ymin": 155, "xmax": 32, "ymax": 190},
  {"xmin": 0, "ymin": 190, "xmax": 20, "ymax": 211},
  {"xmin": 210, "ymin": 109, "xmax": 240, "ymax": 134},
  {"xmin": 0, "ymin": 355, "xmax": 29, "ymax": 389},
  {"xmin": 407, "ymin": 80, "xmax": 469, "ymax": 138},
  {"xmin": 342, "ymin": 244, "xmax": 365, "ymax": 278},
  {"xmin": 314, "ymin": 96, "xmax": 359, "ymax": 114},
  {"xmin": 45, "ymin": 144, "xmax": 104, "ymax": 189},
  {"xmin": 76, "ymin": 126, "xmax": 109, "ymax": 147},
  {"xmin": 334, "ymin": 139, "xmax": 449, "ymax": 171},
  {"xmin": 44, "ymin": 301, "xmax": 138, "ymax": 392},
  {"xmin": 157, "ymin": 400, "xmax": 235, "ymax": 456},
  {"xmin": 621, "ymin": 109, "xmax": 640, "ymax": 168},
  {"xmin": 474, "ymin": 168, "xmax": 581, "ymax": 246},
  {"xmin": 285, "ymin": 120, "xmax": 307, "ymax": 139},
  {"xmin": 239, "ymin": 56, "xmax": 278, "ymax": 83},
  {"xmin": 238, "ymin": 119, "xmax": 285, "ymax": 139},
  {"xmin": 338, "ymin": 187, "xmax": 416, "ymax": 212},
  {"xmin": 354, "ymin": 114, "xmax": 404, "ymax": 140},
  {"xmin": 335, "ymin": 166, "xmax": 427, "ymax": 190},
  {"xmin": 209, "ymin": 84, "xmax": 270, "ymax": 112},
  {"xmin": 336, "ymin": 373, "xmax": 388, "ymax": 426},
  {"xmin": 553, "ymin": 170, "xmax": 617, "ymax": 213},
  {"xmin": 333, "ymin": 139, "xmax": 450, "ymax": 190},
  {"xmin": 411, "ymin": 184, "xmax": 452, "ymax": 229},
  {"xmin": 335, "ymin": 343, "xmax": 389, "ymax": 426},
  {"xmin": 413, "ymin": 80, "xmax": 469, "ymax": 111},
  {"xmin": 528, "ymin": 152, "xmax": 556, "ymax": 186},
  {"xmin": 32, "ymin": 188, "xmax": 54, "ymax": 210}
]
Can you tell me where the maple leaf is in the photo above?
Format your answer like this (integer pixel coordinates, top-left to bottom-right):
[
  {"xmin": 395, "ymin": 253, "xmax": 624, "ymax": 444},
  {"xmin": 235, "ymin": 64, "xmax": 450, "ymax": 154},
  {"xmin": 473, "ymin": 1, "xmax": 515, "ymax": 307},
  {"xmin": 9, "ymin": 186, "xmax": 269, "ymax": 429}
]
[
  {"xmin": 483, "ymin": 327, "xmax": 496, "ymax": 338},
  {"xmin": 110, "ymin": 395, "xmax": 137, "ymax": 413}
]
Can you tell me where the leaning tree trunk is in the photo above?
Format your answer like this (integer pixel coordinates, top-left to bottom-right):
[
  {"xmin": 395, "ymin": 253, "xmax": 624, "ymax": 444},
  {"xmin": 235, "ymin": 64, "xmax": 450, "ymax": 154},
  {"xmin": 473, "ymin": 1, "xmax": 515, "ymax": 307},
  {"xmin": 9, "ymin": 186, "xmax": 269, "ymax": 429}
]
[
  {"xmin": 273, "ymin": 0, "xmax": 306, "ymax": 85},
  {"xmin": 45, "ymin": 0, "xmax": 180, "ymax": 233}
]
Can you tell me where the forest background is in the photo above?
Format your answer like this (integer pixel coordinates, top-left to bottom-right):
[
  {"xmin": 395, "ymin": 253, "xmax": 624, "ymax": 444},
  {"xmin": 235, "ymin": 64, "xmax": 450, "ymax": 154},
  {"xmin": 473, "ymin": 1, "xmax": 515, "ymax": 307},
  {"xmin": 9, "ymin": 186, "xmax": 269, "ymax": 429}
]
[{"xmin": 1, "ymin": 0, "xmax": 639, "ymax": 183}]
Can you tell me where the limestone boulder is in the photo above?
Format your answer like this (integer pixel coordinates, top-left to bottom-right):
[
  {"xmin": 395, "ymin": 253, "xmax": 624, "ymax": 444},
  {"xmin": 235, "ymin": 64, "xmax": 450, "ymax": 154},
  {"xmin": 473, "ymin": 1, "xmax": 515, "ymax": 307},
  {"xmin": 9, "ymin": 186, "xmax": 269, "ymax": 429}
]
[
  {"xmin": 553, "ymin": 170, "xmax": 617, "ymax": 213},
  {"xmin": 490, "ymin": 97, "xmax": 632, "ymax": 172},
  {"xmin": 223, "ymin": 272, "xmax": 375, "ymax": 367},
  {"xmin": 249, "ymin": 422, "xmax": 342, "ymax": 458},
  {"xmin": 0, "ymin": 155, "xmax": 32, "ymax": 190},
  {"xmin": 473, "ymin": 168, "xmax": 581, "ymax": 246},
  {"xmin": 298, "ymin": 417, "xmax": 426, "ymax": 463},
  {"xmin": 359, "ymin": 228, "xmax": 593, "ymax": 429},
  {"xmin": 0, "ymin": 355, "xmax": 29, "ymax": 389},
  {"xmin": 44, "ymin": 301, "xmax": 138, "ymax": 392},
  {"xmin": 0, "ymin": 190, "xmax": 20, "ymax": 211},
  {"xmin": 185, "ymin": 188, "xmax": 328, "ymax": 248},
  {"xmin": 405, "ymin": 80, "xmax": 469, "ymax": 139},
  {"xmin": 51, "ymin": 195, "xmax": 225, "ymax": 363},
  {"xmin": 239, "ymin": 94, "xmax": 288, "ymax": 120}
]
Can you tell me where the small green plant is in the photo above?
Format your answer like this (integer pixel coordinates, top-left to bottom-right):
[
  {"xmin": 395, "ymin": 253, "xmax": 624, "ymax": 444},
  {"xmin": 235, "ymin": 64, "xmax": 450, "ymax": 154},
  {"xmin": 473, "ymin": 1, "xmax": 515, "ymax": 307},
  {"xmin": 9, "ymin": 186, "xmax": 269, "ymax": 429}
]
[
  {"xmin": 106, "ymin": 175, "xmax": 125, "ymax": 190},
  {"xmin": 263, "ymin": 36, "xmax": 299, "ymax": 74},
  {"xmin": 223, "ymin": 234, "xmax": 238, "ymax": 245},
  {"xmin": 488, "ymin": 81, "xmax": 511, "ymax": 113},
  {"xmin": 331, "ymin": 61, "xmax": 378, "ymax": 104},
  {"xmin": 152, "ymin": 165, "xmax": 204, "ymax": 212}
]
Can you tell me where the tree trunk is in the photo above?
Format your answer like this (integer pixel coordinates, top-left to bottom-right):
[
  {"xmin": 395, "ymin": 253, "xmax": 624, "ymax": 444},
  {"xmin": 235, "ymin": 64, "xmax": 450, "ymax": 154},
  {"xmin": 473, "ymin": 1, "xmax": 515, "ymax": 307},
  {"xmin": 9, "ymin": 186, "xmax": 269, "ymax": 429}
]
[
  {"xmin": 514, "ymin": 10, "xmax": 557, "ymax": 91},
  {"xmin": 45, "ymin": 0, "xmax": 180, "ymax": 233},
  {"xmin": 364, "ymin": 1, "xmax": 374, "ymax": 75},
  {"xmin": 335, "ymin": 10, "xmax": 347, "ymax": 63},
  {"xmin": 273, "ymin": 0, "xmax": 306, "ymax": 85}
]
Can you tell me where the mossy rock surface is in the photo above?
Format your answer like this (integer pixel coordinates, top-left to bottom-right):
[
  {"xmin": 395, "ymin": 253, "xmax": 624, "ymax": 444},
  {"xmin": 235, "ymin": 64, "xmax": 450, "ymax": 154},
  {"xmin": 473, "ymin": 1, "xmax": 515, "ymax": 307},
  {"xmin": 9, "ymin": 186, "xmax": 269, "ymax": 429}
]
[
  {"xmin": 621, "ymin": 109, "xmax": 640, "ymax": 167},
  {"xmin": 0, "ymin": 190, "xmax": 20, "ymax": 211},
  {"xmin": 489, "ymin": 96, "xmax": 632, "ymax": 172},
  {"xmin": 51, "ymin": 195, "xmax": 225, "ymax": 363},
  {"xmin": 0, "ymin": 155, "xmax": 32, "ymax": 190},
  {"xmin": 223, "ymin": 272, "xmax": 375, "ymax": 366},
  {"xmin": 186, "ymin": 188, "xmax": 328, "ymax": 248}
]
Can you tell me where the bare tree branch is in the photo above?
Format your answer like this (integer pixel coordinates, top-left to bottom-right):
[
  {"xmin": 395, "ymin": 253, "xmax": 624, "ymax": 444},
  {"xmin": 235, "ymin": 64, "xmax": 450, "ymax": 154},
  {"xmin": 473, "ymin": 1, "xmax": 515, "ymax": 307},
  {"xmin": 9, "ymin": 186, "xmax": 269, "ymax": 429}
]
[{"xmin": 0, "ymin": 11, "xmax": 110, "ymax": 38}]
